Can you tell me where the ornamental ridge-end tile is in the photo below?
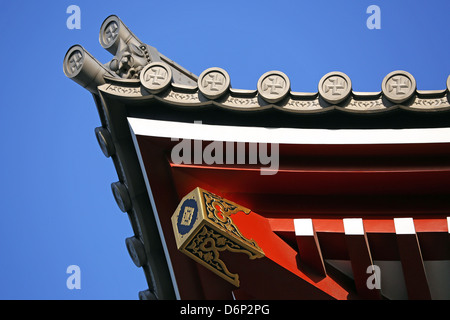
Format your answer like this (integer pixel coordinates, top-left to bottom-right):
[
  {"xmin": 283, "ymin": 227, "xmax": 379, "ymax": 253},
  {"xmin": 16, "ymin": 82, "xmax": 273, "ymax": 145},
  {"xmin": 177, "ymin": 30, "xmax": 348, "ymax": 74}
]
[
  {"xmin": 198, "ymin": 67, "xmax": 231, "ymax": 100},
  {"xmin": 318, "ymin": 71, "xmax": 352, "ymax": 104},
  {"xmin": 257, "ymin": 71, "xmax": 291, "ymax": 104},
  {"xmin": 140, "ymin": 62, "xmax": 172, "ymax": 94},
  {"xmin": 381, "ymin": 70, "xmax": 416, "ymax": 104}
]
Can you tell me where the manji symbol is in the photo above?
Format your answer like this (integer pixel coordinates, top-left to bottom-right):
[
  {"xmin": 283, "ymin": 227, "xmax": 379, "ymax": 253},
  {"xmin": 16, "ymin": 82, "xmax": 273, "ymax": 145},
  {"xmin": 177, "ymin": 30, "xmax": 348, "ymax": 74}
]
[
  {"xmin": 181, "ymin": 206, "xmax": 195, "ymax": 226},
  {"xmin": 263, "ymin": 76, "xmax": 285, "ymax": 95},
  {"xmin": 145, "ymin": 67, "xmax": 167, "ymax": 85},
  {"xmin": 388, "ymin": 76, "xmax": 410, "ymax": 95},
  {"xmin": 105, "ymin": 22, "xmax": 119, "ymax": 44},
  {"xmin": 324, "ymin": 77, "xmax": 346, "ymax": 95},
  {"xmin": 203, "ymin": 73, "xmax": 225, "ymax": 91},
  {"xmin": 69, "ymin": 51, "xmax": 83, "ymax": 73}
]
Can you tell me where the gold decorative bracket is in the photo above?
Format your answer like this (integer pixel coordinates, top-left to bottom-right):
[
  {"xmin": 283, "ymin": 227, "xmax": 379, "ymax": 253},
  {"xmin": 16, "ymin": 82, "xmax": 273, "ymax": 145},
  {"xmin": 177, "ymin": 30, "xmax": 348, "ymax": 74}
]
[{"xmin": 171, "ymin": 188, "xmax": 264, "ymax": 287}]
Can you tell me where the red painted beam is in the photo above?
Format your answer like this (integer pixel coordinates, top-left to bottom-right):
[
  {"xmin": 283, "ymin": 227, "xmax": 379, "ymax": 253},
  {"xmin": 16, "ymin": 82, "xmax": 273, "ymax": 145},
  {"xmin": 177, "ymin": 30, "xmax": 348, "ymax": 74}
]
[
  {"xmin": 294, "ymin": 219, "xmax": 327, "ymax": 277},
  {"xmin": 394, "ymin": 218, "xmax": 431, "ymax": 300},
  {"xmin": 231, "ymin": 211, "xmax": 356, "ymax": 300},
  {"xmin": 270, "ymin": 218, "xmax": 450, "ymax": 234},
  {"xmin": 343, "ymin": 219, "xmax": 382, "ymax": 300}
]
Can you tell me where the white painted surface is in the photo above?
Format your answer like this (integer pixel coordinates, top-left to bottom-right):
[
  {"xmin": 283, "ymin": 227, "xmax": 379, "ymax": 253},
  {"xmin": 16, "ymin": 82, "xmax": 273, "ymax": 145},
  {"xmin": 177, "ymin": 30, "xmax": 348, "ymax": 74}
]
[
  {"xmin": 394, "ymin": 218, "xmax": 416, "ymax": 235},
  {"xmin": 128, "ymin": 117, "xmax": 450, "ymax": 145},
  {"xmin": 294, "ymin": 219, "xmax": 314, "ymax": 236},
  {"xmin": 343, "ymin": 218, "xmax": 365, "ymax": 235}
]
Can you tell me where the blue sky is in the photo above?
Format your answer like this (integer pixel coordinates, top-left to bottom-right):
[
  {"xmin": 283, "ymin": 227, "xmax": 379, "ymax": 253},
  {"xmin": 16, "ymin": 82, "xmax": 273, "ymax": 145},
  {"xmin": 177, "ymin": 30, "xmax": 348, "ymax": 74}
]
[{"xmin": 0, "ymin": 0, "xmax": 449, "ymax": 300}]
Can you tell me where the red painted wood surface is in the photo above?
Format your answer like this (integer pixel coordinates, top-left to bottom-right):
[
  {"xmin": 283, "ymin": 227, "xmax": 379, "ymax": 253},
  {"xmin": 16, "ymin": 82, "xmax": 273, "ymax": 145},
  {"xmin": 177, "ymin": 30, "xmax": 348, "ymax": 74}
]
[{"xmin": 134, "ymin": 135, "xmax": 450, "ymax": 299}]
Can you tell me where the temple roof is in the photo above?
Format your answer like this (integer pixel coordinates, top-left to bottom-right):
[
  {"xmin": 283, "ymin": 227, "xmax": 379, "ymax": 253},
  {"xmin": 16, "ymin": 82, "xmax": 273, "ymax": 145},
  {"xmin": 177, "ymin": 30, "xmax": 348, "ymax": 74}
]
[{"xmin": 63, "ymin": 15, "xmax": 450, "ymax": 300}]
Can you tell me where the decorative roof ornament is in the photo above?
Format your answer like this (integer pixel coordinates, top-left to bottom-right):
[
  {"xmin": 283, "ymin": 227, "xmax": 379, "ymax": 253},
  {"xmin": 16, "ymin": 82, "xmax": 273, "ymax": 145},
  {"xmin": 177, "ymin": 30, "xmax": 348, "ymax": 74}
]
[
  {"xmin": 99, "ymin": 15, "xmax": 149, "ymax": 79},
  {"xmin": 382, "ymin": 70, "xmax": 416, "ymax": 104},
  {"xmin": 257, "ymin": 71, "xmax": 291, "ymax": 103},
  {"xmin": 171, "ymin": 187, "xmax": 264, "ymax": 287},
  {"xmin": 63, "ymin": 14, "xmax": 450, "ymax": 113},
  {"xmin": 63, "ymin": 44, "xmax": 116, "ymax": 93},
  {"xmin": 140, "ymin": 62, "xmax": 173, "ymax": 94},
  {"xmin": 63, "ymin": 15, "xmax": 197, "ymax": 93},
  {"xmin": 95, "ymin": 67, "xmax": 449, "ymax": 113},
  {"xmin": 318, "ymin": 72, "xmax": 352, "ymax": 104},
  {"xmin": 198, "ymin": 67, "xmax": 231, "ymax": 100}
]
